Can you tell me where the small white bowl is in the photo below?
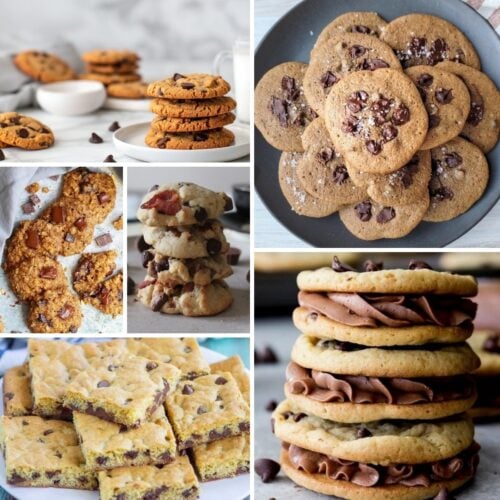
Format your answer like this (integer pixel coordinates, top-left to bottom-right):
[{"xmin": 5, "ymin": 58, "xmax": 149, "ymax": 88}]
[{"xmin": 36, "ymin": 80, "xmax": 106, "ymax": 116}]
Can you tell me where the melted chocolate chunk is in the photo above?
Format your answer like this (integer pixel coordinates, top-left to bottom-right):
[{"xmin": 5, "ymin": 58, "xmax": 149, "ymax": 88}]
[
  {"xmin": 332, "ymin": 165, "xmax": 349, "ymax": 185},
  {"xmin": 281, "ymin": 75, "xmax": 300, "ymax": 101},
  {"xmin": 365, "ymin": 140, "xmax": 381, "ymax": 155},
  {"xmin": 381, "ymin": 123, "xmax": 398, "ymax": 142},
  {"xmin": 362, "ymin": 58, "xmax": 389, "ymax": 70},
  {"xmin": 268, "ymin": 96, "xmax": 288, "ymax": 126},
  {"xmin": 391, "ymin": 104, "xmax": 410, "ymax": 126},
  {"xmin": 443, "ymin": 152, "xmax": 462, "ymax": 168},
  {"xmin": 317, "ymin": 147, "xmax": 335, "ymax": 163},
  {"xmin": 350, "ymin": 45, "xmax": 367, "ymax": 58},
  {"xmin": 429, "ymin": 114, "xmax": 441, "ymax": 129},
  {"xmin": 351, "ymin": 25, "xmax": 371, "ymax": 34},
  {"xmin": 356, "ymin": 426, "xmax": 373, "ymax": 438},
  {"xmin": 355, "ymin": 201, "xmax": 372, "ymax": 221},
  {"xmin": 435, "ymin": 88, "xmax": 453, "ymax": 104},
  {"xmin": 431, "ymin": 186, "xmax": 454, "ymax": 201},
  {"xmin": 467, "ymin": 102, "xmax": 484, "ymax": 126},
  {"xmin": 417, "ymin": 73, "xmax": 433, "ymax": 87},
  {"xmin": 342, "ymin": 115, "xmax": 360, "ymax": 135},
  {"xmin": 376, "ymin": 207, "xmax": 396, "ymax": 224},
  {"xmin": 320, "ymin": 71, "xmax": 338, "ymax": 89}
]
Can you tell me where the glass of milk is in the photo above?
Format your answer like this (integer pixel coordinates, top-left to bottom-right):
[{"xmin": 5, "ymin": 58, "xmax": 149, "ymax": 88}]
[{"xmin": 213, "ymin": 39, "xmax": 250, "ymax": 124}]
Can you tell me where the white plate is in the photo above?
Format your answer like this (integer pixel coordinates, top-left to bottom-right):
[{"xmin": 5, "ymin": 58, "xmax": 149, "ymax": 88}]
[
  {"xmin": 103, "ymin": 97, "xmax": 151, "ymax": 111},
  {"xmin": 113, "ymin": 123, "xmax": 250, "ymax": 162},
  {"xmin": 0, "ymin": 346, "xmax": 250, "ymax": 500}
]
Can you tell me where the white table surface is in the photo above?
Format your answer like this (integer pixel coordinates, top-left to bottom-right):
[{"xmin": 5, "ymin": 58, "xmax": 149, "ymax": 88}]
[{"xmin": 254, "ymin": 0, "xmax": 500, "ymax": 249}]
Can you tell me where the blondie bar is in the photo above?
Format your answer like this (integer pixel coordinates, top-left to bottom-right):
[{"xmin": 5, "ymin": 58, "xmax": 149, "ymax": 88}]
[
  {"xmin": 3, "ymin": 364, "xmax": 33, "ymax": 416},
  {"xmin": 210, "ymin": 355, "xmax": 250, "ymax": 403}
]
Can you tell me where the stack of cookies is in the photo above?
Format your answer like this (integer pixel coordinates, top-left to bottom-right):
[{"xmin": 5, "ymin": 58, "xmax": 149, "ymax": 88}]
[
  {"xmin": 272, "ymin": 257, "xmax": 482, "ymax": 499},
  {"xmin": 136, "ymin": 182, "xmax": 234, "ymax": 316},
  {"xmin": 145, "ymin": 73, "xmax": 236, "ymax": 149},
  {"xmin": 255, "ymin": 11, "xmax": 499, "ymax": 241},
  {"xmin": 1, "ymin": 338, "xmax": 250, "ymax": 497},
  {"xmin": 80, "ymin": 49, "xmax": 141, "ymax": 86}
]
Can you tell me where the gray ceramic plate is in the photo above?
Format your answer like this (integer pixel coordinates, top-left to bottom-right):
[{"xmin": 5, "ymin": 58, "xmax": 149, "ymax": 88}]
[{"xmin": 255, "ymin": 0, "xmax": 500, "ymax": 248}]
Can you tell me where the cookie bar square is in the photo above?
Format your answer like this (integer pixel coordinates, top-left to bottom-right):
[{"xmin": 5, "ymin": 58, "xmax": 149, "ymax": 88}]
[
  {"xmin": 0, "ymin": 416, "xmax": 97, "ymax": 489},
  {"xmin": 165, "ymin": 372, "xmax": 250, "ymax": 450},
  {"xmin": 73, "ymin": 406, "xmax": 176, "ymax": 470},
  {"xmin": 98, "ymin": 455, "xmax": 199, "ymax": 500},
  {"xmin": 191, "ymin": 433, "xmax": 250, "ymax": 481},
  {"xmin": 138, "ymin": 337, "xmax": 210, "ymax": 379},
  {"xmin": 210, "ymin": 355, "xmax": 250, "ymax": 403},
  {"xmin": 3, "ymin": 363, "xmax": 33, "ymax": 416},
  {"xmin": 64, "ymin": 353, "xmax": 180, "ymax": 428}
]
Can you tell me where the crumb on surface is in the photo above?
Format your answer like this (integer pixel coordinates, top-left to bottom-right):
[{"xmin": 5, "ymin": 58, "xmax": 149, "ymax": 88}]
[
  {"xmin": 42, "ymin": 186, "xmax": 49, "ymax": 193},
  {"xmin": 112, "ymin": 215, "xmax": 123, "ymax": 230},
  {"xmin": 25, "ymin": 182, "xmax": 40, "ymax": 194}
]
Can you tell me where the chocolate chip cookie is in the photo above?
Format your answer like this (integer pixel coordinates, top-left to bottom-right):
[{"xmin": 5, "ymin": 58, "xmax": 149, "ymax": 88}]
[
  {"xmin": 147, "ymin": 74, "xmax": 230, "ymax": 99},
  {"xmin": 425, "ymin": 137, "xmax": 489, "ymax": 222},
  {"xmin": 381, "ymin": 14, "xmax": 480, "ymax": 69},
  {"xmin": 324, "ymin": 68, "xmax": 428, "ymax": 174},
  {"xmin": 145, "ymin": 128, "xmax": 234, "ymax": 150},
  {"xmin": 304, "ymin": 33, "xmax": 401, "ymax": 117},
  {"xmin": 0, "ymin": 113, "xmax": 54, "ymax": 150},
  {"xmin": 14, "ymin": 50, "xmax": 76, "ymax": 83},
  {"xmin": 86, "ymin": 61, "xmax": 139, "ymax": 75},
  {"xmin": 151, "ymin": 113, "xmax": 236, "ymax": 133},
  {"xmin": 255, "ymin": 62, "xmax": 317, "ymax": 151},
  {"xmin": 82, "ymin": 50, "xmax": 139, "ymax": 65},
  {"xmin": 405, "ymin": 65, "xmax": 470, "ymax": 149},
  {"xmin": 150, "ymin": 97, "xmax": 237, "ymax": 118},
  {"xmin": 107, "ymin": 82, "xmax": 148, "ymax": 99},
  {"xmin": 79, "ymin": 72, "xmax": 140, "ymax": 85}
]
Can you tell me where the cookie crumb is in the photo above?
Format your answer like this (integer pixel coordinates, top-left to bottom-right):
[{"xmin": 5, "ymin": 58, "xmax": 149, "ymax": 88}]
[
  {"xmin": 42, "ymin": 186, "xmax": 49, "ymax": 193},
  {"xmin": 26, "ymin": 182, "xmax": 40, "ymax": 194},
  {"xmin": 112, "ymin": 215, "xmax": 123, "ymax": 230}
]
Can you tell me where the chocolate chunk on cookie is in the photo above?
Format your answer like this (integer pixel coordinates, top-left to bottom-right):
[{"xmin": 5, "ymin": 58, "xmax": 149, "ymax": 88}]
[
  {"xmin": 151, "ymin": 113, "xmax": 236, "ymax": 133},
  {"xmin": 150, "ymin": 96, "xmax": 237, "ymax": 118},
  {"xmin": 147, "ymin": 73, "xmax": 230, "ymax": 99},
  {"xmin": 145, "ymin": 127, "xmax": 234, "ymax": 150},
  {"xmin": 84, "ymin": 271, "xmax": 123, "ymax": 317},
  {"xmin": 14, "ymin": 50, "xmax": 76, "ymax": 83},
  {"xmin": 73, "ymin": 251, "xmax": 117, "ymax": 297},
  {"xmin": 0, "ymin": 113, "xmax": 54, "ymax": 150}
]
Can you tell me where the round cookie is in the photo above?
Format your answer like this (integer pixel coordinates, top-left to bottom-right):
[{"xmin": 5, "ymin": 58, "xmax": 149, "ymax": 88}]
[
  {"xmin": 468, "ymin": 331, "xmax": 500, "ymax": 376},
  {"xmin": 291, "ymin": 335, "xmax": 480, "ymax": 377},
  {"xmin": 27, "ymin": 287, "xmax": 82, "ymax": 333},
  {"xmin": 107, "ymin": 82, "xmax": 148, "ymax": 99},
  {"xmin": 0, "ymin": 113, "xmax": 54, "ymax": 150},
  {"xmin": 347, "ymin": 151, "xmax": 431, "ymax": 206},
  {"xmin": 436, "ymin": 61, "xmax": 500, "ymax": 153},
  {"xmin": 145, "ymin": 127, "xmax": 234, "ymax": 150},
  {"xmin": 297, "ymin": 265, "xmax": 478, "ymax": 295},
  {"xmin": 79, "ymin": 72, "xmax": 141, "ymax": 85},
  {"xmin": 147, "ymin": 74, "xmax": 230, "ymax": 99},
  {"xmin": 292, "ymin": 306, "xmax": 473, "ymax": 346},
  {"xmin": 150, "ymin": 97, "xmax": 236, "ymax": 118},
  {"xmin": 137, "ymin": 182, "xmax": 233, "ymax": 227},
  {"xmin": 255, "ymin": 62, "xmax": 316, "ymax": 152},
  {"xmin": 137, "ymin": 279, "xmax": 233, "ymax": 316},
  {"xmin": 279, "ymin": 152, "xmax": 340, "ymax": 217},
  {"xmin": 297, "ymin": 119, "xmax": 366, "ymax": 204},
  {"xmin": 82, "ymin": 50, "xmax": 139, "ymax": 65},
  {"xmin": 424, "ymin": 137, "xmax": 489, "ymax": 222},
  {"xmin": 304, "ymin": 33, "xmax": 402, "ymax": 117},
  {"xmin": 324, "ymin": 68, "xmax": 428, "ymax": 174},
  {"xmin": 280, "ymin": 448, "xmax": 474, "ymax": 500},
  {"xmin": 142, "ymin": 221, "xmax": 229, "ymax": 259},
  {"xmin": 14, "ymin": 50, "xmax": 76, "ymax": 83},
  {"xmin": 315, "ymin": 12, "xmax": 388, "ymax": 47},
  {"xmin": 339, "ymin": 196, "xmax": 429, "ymax": 240},
  {"xmin": 150, "ymin": 112, "xmax": 235, "ymax": 133},
  {"xmin": 255, "ymin": 252, "xmax": 357, "ymax": 273},
  {"xmin": 273, "ymin": 400, "xmax": 473, "ymax": 464},
  {"xmin": 7, "ymin": 256, "xmax": 67, "ymax": 301},
  {"xmin": 86, "ymin": 61, "xmax": 139, "ymax": 75},
  {"xmin": 380, "ymin": 14, "xmax": 480, "ymax": 69},
  {"xmin": 3, "ymin": 219, "xmax": 64, "ymax": 272},
  {"xmin": 405, "ymin": 65, "xmax": 470, "ymax": 149},
  {"xmin": 84, "ymin": 271, "xmax": 123, "ymax": 317}
]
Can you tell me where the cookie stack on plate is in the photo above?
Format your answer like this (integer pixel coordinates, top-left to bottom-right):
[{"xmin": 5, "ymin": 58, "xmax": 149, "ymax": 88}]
[
  {"xmin": 145, "ymin": 73, "xmax": 237, "ymax": 150},
  {"xmin": 272, "ymin": 257, "xmax": 482, "ymax": 499},
  {"xmin": 80, "ymin": 49, "xmax": 141, "ymax": 86},
  {"xmin": 136, "ymin": 182, "xmax": 235, "ymax": 316}
]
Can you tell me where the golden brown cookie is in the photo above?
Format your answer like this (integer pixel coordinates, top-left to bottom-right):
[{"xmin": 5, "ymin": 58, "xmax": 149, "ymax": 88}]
[
  {"xmin": 145, "ymin": 127, "xmax": 234, "ymax": 150},
  {"xmin": 150, "ymin": 97, "xmax": 236, "ymax": 118},
  {"xmin": 150, "ymin": 113, "xmax": 235, "ymax": 133},
  {"xmin": 73, "ymin": 251, "xmax": 117, "ymax": 297},
  {"xmin": 82, "ymin": 50, "xmax": 139, "ymax": 65},
  {"xmin": 147, "ymin": 73, "xmax": 230, "ymax": 99},
  {"xmin": 79, "ymin": 72, "xmax": 140, "ymax": 85},
  {"xmin": 14, "ymin": 50, "xmax": 76, "ymax": 83},
  {"xmin": 107, "ymin": 81, "xmax": 148, "ymax": 99},
  {"xmin": 84, "ymin": 271, "xmax": 123, "ymax": 317},
  {"xmin": 0, "ymin": 113, "xmax": 54, "ymax": 150}
]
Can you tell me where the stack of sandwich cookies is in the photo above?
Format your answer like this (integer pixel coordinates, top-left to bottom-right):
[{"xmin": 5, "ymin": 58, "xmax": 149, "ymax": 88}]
[
  {"xmin": 146, "ymin": 73, "xmax": 236, "ymax": 150},
  {"xmin": 272, "ymin": 258, "xmax": 482, "ymax": 499},
  {"xmin": 81, "ymin": 49, "xmax": 141, "ymax": 86},
  {"xmin": 136, "ymin": 182, "xmax": 234, "ymax": 316}
]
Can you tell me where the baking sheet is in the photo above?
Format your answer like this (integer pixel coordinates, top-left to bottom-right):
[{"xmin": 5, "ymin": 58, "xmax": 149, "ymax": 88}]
[
  {"xmin": 0, "ymin": 167, "xmax": 123, "ymax": 333},
  {"xmin": 254, "ymin": 316, "xmax": 500, "ymax": 499}
]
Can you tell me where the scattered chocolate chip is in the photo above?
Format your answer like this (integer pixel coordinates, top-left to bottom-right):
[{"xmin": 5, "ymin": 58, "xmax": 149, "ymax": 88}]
[
  {"xmin": 408, "ymin": 260, "xmax": 433, "ymax": 270},
  {"xmin": 97, "ymin": 380, "xmax": 110, "ymax": 388},
  {"xmin": 356, "ymin": 426, "xmax": 372, "ymax": 438},
  {"xmin": 89, "ymin": 132, "xmax": 103, "ymax": 144},
  {"xmin": 266, "ymin": 400, "xmax": 278, "ymax": 412},
  {"xmin": 38, "ymin": 313, "xmax": 49, "ymax": 324},
  {"xmin": 355, "ymin": 201, "xmax": 372, "ymax": 221},
  {"xmin": 363, "ymin": 260, "xmax": 383, "ymax": 272},
  {"xmin": 256, "ymin": 346, "xmax": 279, "ymax": 364},
  {"xmin": 142, "ymin": 250, "xmax": 154, "ymax": 268},
  {"xmin": 365, "ymin": 140, "xmax": 381, "ymax": 155},
  {"xmin": 332, "ymin": 165, "xmax": 349, "ymax": 185},
  {"xmin": 103, "ymin": 154, "xmax": 116, "ymax": 163},
  {"xmin": 255, "ymin": 458, "xmax": 281, "ymax": 483},
  {"xmin": 0, "ymin": 149, "xmax": 4, "ymax": 161},
  {"xmin": 29, "ymin": 194, "xmax": 41, "ymax": 206},
  {"xmin": 226, "ymin": 247, "xmax": 241, "ymax": 265},
  {"xmin": 429, "ymin": 114, "xmax": 441, "ymax": 129},
  {"xmin": 182, "ymin": 384, "xmax": 194, "ymax": 395},
  {"xmin": 443, "ymin": 152, "xmax": 462, "ymax": 168},
  {"xmin": 95, "ymin": 233, "xmax": 112, "ymax": 247},
  {"xmin": 215, "ymin": 376, "xmax": 227, "ymax": 385},
  {"xmin": 435, "ymin": 88, "xmax": 453, "ymax": 104},
  {"xmin": 417, "ymin": 73, "xmax": 433, "ymax": 87},
  {"xmin": 320, "ymin": 71, "xmax": 338, "ymax": 89},
  {"xmin": 127, "ymin": 276, "xmax": 136, "ymax": 295},
  {"xmin": 391, "ymin": 104, "xmax": 410, "ymax": 126},
  {"xmin": 39, "ymin": 266, "xmax": 57, "ymax": 279},
  {"xmin": 108, "ymin": 121, "xmax": 120, "ymax": 132},
  {"xmin": 43, "ymin": 429, "xmax": 54, "ymax": 436},
  {"xmin": 197, "ymin": 406, "xmax": 208, "ymax": 415},
  {"xmin": 21, "ymin": 201, "xmax": 35, "ymax": 214},
  {"xmin": 207, "ymin": 238, "xmax": 222, "ymax": 255}
]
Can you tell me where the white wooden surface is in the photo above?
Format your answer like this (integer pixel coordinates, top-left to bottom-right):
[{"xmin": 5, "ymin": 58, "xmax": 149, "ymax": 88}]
[{"xmin": 254, "ymin": 0, "xmax": 500, "ymax": 248}]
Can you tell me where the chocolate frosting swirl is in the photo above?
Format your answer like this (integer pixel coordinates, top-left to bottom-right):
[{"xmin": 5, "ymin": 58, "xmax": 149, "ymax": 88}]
[
  {"xmin": 285, "ymin": 441, "xmax": 480, "ymax": 487},
  {"xmin": 286, "ymin": 362, "xmax": 474, "ymax": 405},
  {"xmin": 298, "ymin": 291, "xmax": 476, "ymax": 328}
]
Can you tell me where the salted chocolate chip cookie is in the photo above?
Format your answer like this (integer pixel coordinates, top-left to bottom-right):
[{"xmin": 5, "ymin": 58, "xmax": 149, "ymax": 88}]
[
  {"xmin": 150, "ymin": 96, "xmax": 237, "ymax": 118},
  {"xmin": 255, "ymin": 62, "xmax": 317, "ymax": 151},
  {"xmin": 0, "ymin": 113, "xmax": 54, "ymax": 150},
  {"xmin": 137, "ymin": 183, "xmax": 233, "ymax": 227},
  {"xmin": 324, "ymin": 68, "xmax": 428, "ymax": 174},
  {"xmin": 14, "ymin": 50, "xmax": 76, "ymax": 83},
  {"xmin": 73, "ymin": 251, "xmax": 117, "ymax": 297},
  {"xmin": 107, "ymin": 82, "xmax": 148, "ymax": 99},
  {"xmin": 27, "ymin": 287, "xmax": 82, "ymax": 333},
  {"xmin": 339, "ymin": 196, "xmax": 429, "ymax": 240},
  {"xmin": 436, "ymin": 61, "xmax": 500, "ymax": 153},
  {"xmin": 405, "ymin": 65, "xmax": 470, "ymax": 149},
  {"xmin": 346, "ymin": 150, "xmax": 432, "ymax": 206},
  {"xmin": 145, "ymin": 127, "xmax": 234, "ymax": 150},
  {"xmin": 381, "ymin": 14, "xmax": 480, "ymax": 69},
  {"xmin": 82, "ymin": 50, "xmax": 139, "ymax": 65},
  {"xmin": 279, "ymin": 152, "xmax": 340, "ymax": 217},
  {"xmin": 315, "ymin": 12, "xmax": 388, "ymax": 47},
  {"xmin": 297, "ymin": 119, "xmax": 366, "ymax": 204},
  {"xmin": 425, "ymin": 137, "xmax": 489, "ymax": 222},
  {"xmin": 151, "ymin": 113, "xmax": 236, "ymax": 133},
  {"xmin": 304, "ymin": 33, "xmax": 401, "ymax": 117},
  {"xmin": 147, "ymin": 73, "xmax": 230, "ymax": 99}
]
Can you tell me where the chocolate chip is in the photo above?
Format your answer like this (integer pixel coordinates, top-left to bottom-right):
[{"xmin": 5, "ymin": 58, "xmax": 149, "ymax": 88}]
[
  {"xmin": 467, "ymin": 102, "xmax": 484, "ymax": 126},
  {"xmin": 38, "ymin": 313, "xmax": 49, "ymax": 324},
  {"xmin": 347, "ymin": 96, "xmax": 363, "ymax": 113},
  {"xmin": 376, "ymin": 207, "xmax": 396, "ymax": 224},
  {"xmin": 408, "ymin": 36, "xmax": 427, "ymax": 55},
  {"xmin": 255, "ymin": 458, "xmax": 281, "ymax": 483},
  {"xmin": 239, "ymin": 421, "xmax": 250, "ymax": 432},
  {"xmin": 197, "ymin": 406, "xmax": 208, "ymax": 415},
  {"xmin": 483, "ymin": 335, "xmax": 500, "ymax": 354},
  {"xmin": 29, "ymin": 194, "xmax": 40, "ymax": 205},
  {"xmin": 320, "ymin": 71, "xmax": 338, "ymax": 89},
  {"xmin": 381, "ymin": 124, "xmax": 398, "ymax": 142},
  {"xmin": 351, "ymin": 24, "xmax": 371, "ymax": 34},
  {"xmin": 435, "ymin": 88, "xmax": 453, "ymax": 104},
  {"xmin": 342, "ymin": 115, "xmax": 360, "ymax": 134},
  {"xmin": 96, "ymin": 456, "xmax": 108, "ymax": 465},
  {"xmin": 365, "ymin": 140, "xmax": 381, "ymax": 155},
  {"xmin": 194, "ymin": 207, "xmax": 208, "ymax": 223},
  {"xmin": 417, "ymin": 73, "xmax": 433, "ymax": 87},
  {"xmin": 151, "ymin": 293, "xmax": 168, "ymax": 312},
  {"xmin": 265, "ymin": 400, "xmax": 278, "ymax": 412},
  {"xmin": 430, "ymin": 186, "xmax": 454, "ymax": 201},
  {"xmin": 350, "ymin": 45, "xmax": 367, "ymax": 58},
  {"xmin": 268, "ymin": 96, "xmax": 288, "ymax": 126},
  {"xmin": 137, "ymin": 235, "xmax": 152, "ymax": 253},
  {"xmin": 331, "ymin": 256, "xmax": 356, "ymax": 272},
  {"xmin": 103, "ymin": 154, "xmax": 116, "ymax": 163},
  {"xmin": 281, "ymin": 75, "xmax": 299, "ymax": 101},
  {"xmin": 146, "ymin": 362, "xmax": 158, "ymax": 371},
  {"xmin": 58, "ymin": 305, "xmax": 74, "ymax": 320},
  {"xmin": 157, "ymin": 136, "xmax": 170, "ymax": 148},
  {"xmin": 391, "ymin": 104, "xmax": 410, "ymax": 125},
  {"xmin": 4, "ymin": 392, "xmax": 14, "ymax": 401},
  {"xmin": 50, "ymin": 205, "xmax": 66, "ymax": 224},
  {"xmin": 180, "ymin": 82, "xmax": 195, "ymax": 89},
  {"xmin": 124, "ymin": 450, "xmax": 139, "ymax": 459},
  {"xmin": 316, "ymin": 147, "xmax": 335, "ymax": 164},
  {"xmin": 363, "ymin": 58, "xmax": 389, "ymax": 70},
  {"xmin": 429, "ymin": 114, "xmax": 441, "ymax": 129},
  {"xmin": 0, "ymin": 149, "xmax": 4, "ymax": 161},
  {"xmin": 108, "ymin": 121, "xmax": 120, "ymax": 132},
  {"xmin": 356, "ymin": 426, "xmax": 372, "ymax": 438},
  {"xmin": 332, "ymin": 165, "xmax": 349, "ymax": 185},
  {"xmin": 25, "ymin": 229, "xmax": 40, "ymax": 249},
  {"xmin": 255, "ymin": 346, "xmax": 279, "ymax": 364},
  {"xmin": 182, "ymin": 384, "xmax": 194, "ymax": 395},
  {"xmin": 155, "ymin": 258, "xmax": 170, "ymax": 273},
  {"xmin": 193, "ymin": 131, "xmax": 208, "ymax": 142},
  {"xmin": 355, "ymin": 201, "xmax": 372, "ymax": 221},
  {"xmin": 17, "ymin": 128, "xmax": 29, "ymax": 138},
  {"xmin": 408, "ymin": 260, "xmax": 433, "ymax": 270},
  {"xmin": 39, "ymin": 266, "xmax": 57, "ymax": 279},
  {"xmin": 89, "ymin": 132, "xmax": 103, "ymax": 144},
  {"xmin": 173, "ymin": 73, "xmax": 186, "ymax": 81},
  {"xmin": 215, "ymin": 376, "xmax": 227, "ymax": 385},
  {"xmin": 363, "ymin": 260, "xmax": 383, "ymax": 272},
  {"xmin": 97, "ymin": 380, "xmax": 110, "ymax": 388},
  {"xmin": 43, "ymin": 429, "xmax": 54, "ymax": 436},
  {"xmin": 21, "ymin": 201, "xmax": 35, "ymax": 214},
  {"xmin": 142, "ymin": 250, "xmax": 154, "ymax": 268},
  {"xmin": 95, "ymin": 233, "xmax": 112, "ymax": 247},
  {"xmin": 443, "ymin": 152, "xmax": 462, "ymax": 168},
  {"xmin": 226, "ymin": 247, "xmax": 241, "ymax": 265},
  {"xmin": 127, "ymin": 276, "xmax": 136, "ymax": 296},
  {"xmin": 73, "ymin": 217, "xmax": 86, "ymax": 230},
  {"xmin": 207, "ymin": 238, "xmax": 222, "ymax": 255}
]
